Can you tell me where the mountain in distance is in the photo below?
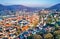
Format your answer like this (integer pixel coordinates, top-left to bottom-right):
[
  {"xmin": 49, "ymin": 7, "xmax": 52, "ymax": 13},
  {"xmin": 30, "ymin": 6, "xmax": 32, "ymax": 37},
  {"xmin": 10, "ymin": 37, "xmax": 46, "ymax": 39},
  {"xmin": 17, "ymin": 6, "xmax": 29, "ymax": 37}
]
[
  {"xmin": 47, "ymin": 3, "xmax": 60, "ymax": 11},
  {"xmin": 1, "ymin": 3, "xmax": 60, "ymax": 16},
  {"xmin": 0, "ymin": 4, "xmax": 43, "ymax": 16},
  {"xmin": 0, "ymin": 4, "xmax": 42, "ymax": 12},
  {"xmin": 0, "ymin": 3, "xmax": 60, "ymax": 12}
]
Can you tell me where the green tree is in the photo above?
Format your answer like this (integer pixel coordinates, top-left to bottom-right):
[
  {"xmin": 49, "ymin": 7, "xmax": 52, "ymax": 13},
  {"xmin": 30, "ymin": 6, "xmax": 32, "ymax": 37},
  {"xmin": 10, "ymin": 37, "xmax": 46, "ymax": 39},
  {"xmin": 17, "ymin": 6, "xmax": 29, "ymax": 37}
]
[
  {"xmin": 54, "ymin": 30, "xmax": 60, "ymax": 39},
  {"xmin": 27, "ymin": 34, "xmax": 33, "ymax": 39},
  {"xmin": 44, "ymin": 33, "xmax": 54, "ymax": 39},
  {"xmin": 33, "ymin": 34, "xmax": 42, "ymax": 39}
]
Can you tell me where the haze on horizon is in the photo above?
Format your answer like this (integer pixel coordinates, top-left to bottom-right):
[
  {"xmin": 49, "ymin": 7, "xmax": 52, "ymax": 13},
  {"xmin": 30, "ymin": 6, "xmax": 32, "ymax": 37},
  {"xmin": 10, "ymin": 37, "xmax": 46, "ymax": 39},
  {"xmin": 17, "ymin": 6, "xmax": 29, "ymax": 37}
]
[{"xmin": 0, "ymin": 0, "xmax": 60, "ymax": 7}]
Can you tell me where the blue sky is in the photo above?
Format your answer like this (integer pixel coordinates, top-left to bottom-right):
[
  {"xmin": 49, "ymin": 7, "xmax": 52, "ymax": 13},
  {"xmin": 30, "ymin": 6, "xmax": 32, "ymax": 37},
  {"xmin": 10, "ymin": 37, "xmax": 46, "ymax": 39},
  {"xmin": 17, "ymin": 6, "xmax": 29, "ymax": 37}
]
[{"xmin": 0, "ymin": 0, "xmax": 60, "ymax": 7}]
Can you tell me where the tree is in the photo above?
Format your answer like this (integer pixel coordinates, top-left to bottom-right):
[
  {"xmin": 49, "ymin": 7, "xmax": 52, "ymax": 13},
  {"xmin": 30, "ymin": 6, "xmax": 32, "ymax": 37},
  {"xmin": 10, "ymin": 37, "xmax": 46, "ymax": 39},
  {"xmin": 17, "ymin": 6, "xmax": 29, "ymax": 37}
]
[
  {"xmin": 55, "ymin": 23, "xmax": 59, "ymax": 30},
  {"xmin": 44, "ymin": 33, "xmax": 54, "ymax": 39},
  {"xmin": 33, "ymin": 34, "xmax": 42, "ymax": 39},
  {"xmin": 27, "ymin": 35, "xmax": 33, "ymax": 39},
  {"xmin": 54, "ymin": 30, "xmax": 60, "ymax": 39}
]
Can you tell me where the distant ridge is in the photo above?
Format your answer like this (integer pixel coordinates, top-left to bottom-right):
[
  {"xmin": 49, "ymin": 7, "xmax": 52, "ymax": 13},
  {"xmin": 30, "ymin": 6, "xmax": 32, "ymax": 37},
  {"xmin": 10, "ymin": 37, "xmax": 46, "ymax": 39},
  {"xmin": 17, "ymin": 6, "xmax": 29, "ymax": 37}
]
[
  {"xmin": 47, "ymin": 3, "xmax": 60, "ymax": 10},
  {"xmin": 0, "ymin": 4, "xmax": 42, "ymax": 16},
  {"xmin": 0, "ymin": 4, "xmax": 41, "ymax": 12}
]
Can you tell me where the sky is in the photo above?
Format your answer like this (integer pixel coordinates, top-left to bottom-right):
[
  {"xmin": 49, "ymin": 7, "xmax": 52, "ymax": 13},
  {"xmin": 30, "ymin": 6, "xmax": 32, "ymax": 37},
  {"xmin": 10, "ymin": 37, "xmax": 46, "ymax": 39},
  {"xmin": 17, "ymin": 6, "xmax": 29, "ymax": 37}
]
[{"xmin": 0, "ymin": 0, "xmax": 60, "ymax": 7}]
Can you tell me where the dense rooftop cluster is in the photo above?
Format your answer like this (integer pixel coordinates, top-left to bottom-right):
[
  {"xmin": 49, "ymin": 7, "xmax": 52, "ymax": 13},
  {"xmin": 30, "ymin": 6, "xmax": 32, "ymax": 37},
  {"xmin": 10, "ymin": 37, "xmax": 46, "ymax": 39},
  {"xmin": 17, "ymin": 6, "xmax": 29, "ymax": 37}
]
[
  {"xmin": 0, "ymin": 13, "xmax": 39, "ymax": 39},
  {"xmin": 0, "ymin": 10, "xmax": 60, "ymax": 39}
]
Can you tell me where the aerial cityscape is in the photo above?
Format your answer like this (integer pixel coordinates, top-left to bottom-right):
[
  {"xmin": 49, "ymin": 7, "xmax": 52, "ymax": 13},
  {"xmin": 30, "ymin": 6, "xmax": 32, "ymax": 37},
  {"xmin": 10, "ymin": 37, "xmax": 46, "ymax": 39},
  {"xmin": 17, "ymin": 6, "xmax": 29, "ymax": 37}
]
[{"xmin": 0, "ymin": 0, "xmax": 60, "ymax": 39}]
